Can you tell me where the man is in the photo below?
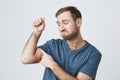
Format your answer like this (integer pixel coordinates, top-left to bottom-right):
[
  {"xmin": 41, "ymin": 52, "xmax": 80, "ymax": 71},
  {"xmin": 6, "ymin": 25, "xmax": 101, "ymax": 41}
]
[{"xmin": 21, "ymin": 6, "xmax": 102, "ymax": 80}]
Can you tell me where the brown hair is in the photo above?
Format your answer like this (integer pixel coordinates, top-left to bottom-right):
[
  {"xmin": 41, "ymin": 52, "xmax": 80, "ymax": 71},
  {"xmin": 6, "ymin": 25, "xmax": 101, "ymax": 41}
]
[{"xmin": 55, "ymin": 6, "xmax": 82, "ymax": 21}]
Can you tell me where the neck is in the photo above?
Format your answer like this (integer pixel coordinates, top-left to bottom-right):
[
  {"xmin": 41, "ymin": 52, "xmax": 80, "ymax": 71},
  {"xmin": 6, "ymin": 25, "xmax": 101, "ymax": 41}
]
[{"xmin": 67, "ymin": 33, "xmax": 86, "ymax": 50}]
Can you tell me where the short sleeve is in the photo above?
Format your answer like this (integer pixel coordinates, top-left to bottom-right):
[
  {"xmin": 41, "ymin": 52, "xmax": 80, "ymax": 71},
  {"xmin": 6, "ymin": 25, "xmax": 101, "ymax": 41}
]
[
  {"xmin": 37, "ymin": 41, "xmax": 49, "ymax": 54},
  {"xmin": 79, "ymin": 51, "xmax": 102, "ymax": 80},
  {"xmin": 37, "ymin": 39, "xmax": 55, "ymax": 55}
]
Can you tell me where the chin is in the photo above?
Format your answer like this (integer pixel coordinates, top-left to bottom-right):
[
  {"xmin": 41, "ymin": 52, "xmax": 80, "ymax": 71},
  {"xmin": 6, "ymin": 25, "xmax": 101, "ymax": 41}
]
[{"xmin": 62, "ymin": 36, "xmax": 72, "ymax": 40}]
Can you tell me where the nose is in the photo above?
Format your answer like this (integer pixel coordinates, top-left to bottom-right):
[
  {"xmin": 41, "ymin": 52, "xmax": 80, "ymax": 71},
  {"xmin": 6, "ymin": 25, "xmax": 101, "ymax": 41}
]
[{"xmin": 59, "ymin": 24, "xmax": 65, "ymax": 31}]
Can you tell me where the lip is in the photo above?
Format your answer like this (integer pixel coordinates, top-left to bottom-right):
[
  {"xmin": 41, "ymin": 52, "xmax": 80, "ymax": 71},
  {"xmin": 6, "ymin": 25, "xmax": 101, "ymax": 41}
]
[
  {"xmin": 61, "ymin": 31, "xmax": 68, "ymax": 36},
  {"xmin": 60, "ymin": 31, "xmax": 66, "ymax": 34}
]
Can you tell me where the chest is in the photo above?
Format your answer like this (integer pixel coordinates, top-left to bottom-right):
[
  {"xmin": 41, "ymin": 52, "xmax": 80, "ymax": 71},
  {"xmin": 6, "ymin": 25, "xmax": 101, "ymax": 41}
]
[{"xmin": 50, "ymin": 49, "xmax": 90, "ymax": 76}]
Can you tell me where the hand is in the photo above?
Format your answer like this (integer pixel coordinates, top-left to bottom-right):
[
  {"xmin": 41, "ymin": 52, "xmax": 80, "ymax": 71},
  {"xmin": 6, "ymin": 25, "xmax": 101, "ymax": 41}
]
[
  {"xmin": 32, "ymin": 17, "xmax": 45, "ymax": 33},
  {"xmin": 39, "ymin": 49, "xmax": 56, "ymax": 69}
]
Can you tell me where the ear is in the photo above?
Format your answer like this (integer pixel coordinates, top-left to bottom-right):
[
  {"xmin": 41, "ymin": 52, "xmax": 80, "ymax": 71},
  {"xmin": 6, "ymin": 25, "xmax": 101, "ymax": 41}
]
[{"xmin": 76, "ymin": 18, "xmax": 82, "ymax": 28}]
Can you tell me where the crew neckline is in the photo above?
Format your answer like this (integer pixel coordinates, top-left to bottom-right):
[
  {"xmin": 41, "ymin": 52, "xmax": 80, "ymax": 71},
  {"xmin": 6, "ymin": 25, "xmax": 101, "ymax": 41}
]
[{"xmin": 63, "ymin": 40, "xmax": 89, "ymax": 53}]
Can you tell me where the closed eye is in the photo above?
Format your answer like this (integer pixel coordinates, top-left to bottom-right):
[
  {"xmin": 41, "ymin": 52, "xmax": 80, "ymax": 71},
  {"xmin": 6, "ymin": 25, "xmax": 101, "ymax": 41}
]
[
  {"xmin": 63, "ymin": 20, "xmax": 68, "ymax": 25},
  {"xmin": 56, "ymin": 20, "xmax": 69, "ymax": 27}
]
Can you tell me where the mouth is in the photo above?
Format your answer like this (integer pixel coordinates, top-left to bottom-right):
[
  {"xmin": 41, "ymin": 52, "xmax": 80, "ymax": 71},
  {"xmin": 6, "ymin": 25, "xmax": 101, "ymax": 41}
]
[
  {"xmin": 61, "ymin": 31, "xmax": 66, "ymax": 35},
  {"xmin": 61, "ymin": 31, "xmax": 69, "ymax": 37}
]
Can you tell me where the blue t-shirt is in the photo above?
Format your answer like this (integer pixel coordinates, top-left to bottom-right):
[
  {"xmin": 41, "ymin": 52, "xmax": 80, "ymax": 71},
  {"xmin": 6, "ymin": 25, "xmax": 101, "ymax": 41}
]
[{"xmin": 38, "ymin": 39, "xmax": 102, "ymax": 80}]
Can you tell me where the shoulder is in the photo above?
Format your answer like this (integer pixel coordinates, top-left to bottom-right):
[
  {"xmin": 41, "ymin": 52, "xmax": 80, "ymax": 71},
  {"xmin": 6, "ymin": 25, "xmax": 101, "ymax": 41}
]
[{"xmin": 86, "ymin": 41, "xmax": 102, "ymax": 58}]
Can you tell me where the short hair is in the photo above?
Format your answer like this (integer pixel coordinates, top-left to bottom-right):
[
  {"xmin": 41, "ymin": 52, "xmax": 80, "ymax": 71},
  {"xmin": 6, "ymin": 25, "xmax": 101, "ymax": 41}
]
[{"xmin": 55, "ymin": 6, "xmax": 82, "ymax": 21}]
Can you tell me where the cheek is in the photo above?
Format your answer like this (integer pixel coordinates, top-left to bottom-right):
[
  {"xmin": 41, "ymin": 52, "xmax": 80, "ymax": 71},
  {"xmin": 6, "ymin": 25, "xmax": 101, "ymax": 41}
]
[{"xmin": 66, "ymin": 24, "xmax": 75, "ymax": 32}]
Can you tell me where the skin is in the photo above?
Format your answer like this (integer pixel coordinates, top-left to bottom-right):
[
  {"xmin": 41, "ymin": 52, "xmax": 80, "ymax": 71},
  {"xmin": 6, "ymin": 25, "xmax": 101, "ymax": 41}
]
[{"xmin": 21, "ymin": 11, "xmax": 92, "ymax": 80}]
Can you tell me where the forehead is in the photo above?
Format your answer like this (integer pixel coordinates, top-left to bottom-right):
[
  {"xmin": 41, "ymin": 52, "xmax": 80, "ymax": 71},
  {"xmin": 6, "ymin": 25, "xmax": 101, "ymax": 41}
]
[{"xmin": 56, "ymin": 11, "xmax": 73, "ymax": 21}]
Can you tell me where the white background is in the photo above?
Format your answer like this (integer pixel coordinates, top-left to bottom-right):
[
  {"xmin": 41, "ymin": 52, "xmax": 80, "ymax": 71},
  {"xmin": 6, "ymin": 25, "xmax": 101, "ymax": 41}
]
[{"xmin": 0, "ymin": 0, "xmax": 120, "ymax": 80}]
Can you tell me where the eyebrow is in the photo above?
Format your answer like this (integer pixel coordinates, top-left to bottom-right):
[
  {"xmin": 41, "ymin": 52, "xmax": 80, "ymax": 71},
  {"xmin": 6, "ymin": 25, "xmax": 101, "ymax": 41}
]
[{"xmin": 56, "ymin": 19, "xmax": 68, "ymax": 23}]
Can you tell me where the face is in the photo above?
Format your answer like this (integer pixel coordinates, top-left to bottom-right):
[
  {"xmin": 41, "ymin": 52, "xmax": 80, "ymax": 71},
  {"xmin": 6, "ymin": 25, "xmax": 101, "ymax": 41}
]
[{"xmin": 56, "ymin": 11, "xmax": 80, "ymax": 40}]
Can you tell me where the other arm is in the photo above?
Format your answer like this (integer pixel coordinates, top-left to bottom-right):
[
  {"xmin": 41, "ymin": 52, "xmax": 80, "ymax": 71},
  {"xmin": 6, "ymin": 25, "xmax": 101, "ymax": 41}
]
[
  {"xmin": 40, "ymin": 50, "xmax": 92, "ymax": 80},
  {"xmin": 51, "ymin": 61, "xmax": 92, "ymax": 80}
]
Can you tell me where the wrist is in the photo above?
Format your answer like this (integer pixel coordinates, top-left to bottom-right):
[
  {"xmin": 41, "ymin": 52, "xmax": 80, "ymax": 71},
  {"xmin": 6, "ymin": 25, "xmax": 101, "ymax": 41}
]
[
  {"xmin": 33, "ymin": 31, "xmax": 42, "ymax": 36},
  {"xmin": 50, "ymin": 61, "xmax": 58, "ymax": 70}
]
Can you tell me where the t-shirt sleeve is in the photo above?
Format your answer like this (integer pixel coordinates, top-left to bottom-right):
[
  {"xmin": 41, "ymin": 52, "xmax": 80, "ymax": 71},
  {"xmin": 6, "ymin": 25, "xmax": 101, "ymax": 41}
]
[
  {"xmin": 37, "ymin": 41, "xmax": 49, "ymax": 54},
  {"xmin": 79, "ymin": 51, "xmax": 102, "ymax": 80},
  {"xmin": 37, "ymin": 39, "xmax": 55, "ymax": 55}
]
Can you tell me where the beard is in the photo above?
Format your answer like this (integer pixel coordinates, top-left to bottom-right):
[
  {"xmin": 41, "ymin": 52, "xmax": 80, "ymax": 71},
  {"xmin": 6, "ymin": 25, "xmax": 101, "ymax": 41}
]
[{"xmin": 61, "ymin": 29, "xmax": 79, "ymax": 40}]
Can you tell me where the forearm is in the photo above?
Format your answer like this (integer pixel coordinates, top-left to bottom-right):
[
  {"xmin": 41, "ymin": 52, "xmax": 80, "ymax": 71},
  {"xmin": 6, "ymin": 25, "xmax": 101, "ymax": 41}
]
[
  {"xmin": 50, "ymin": 62, "xmax": 78, "ymax": 80},
  {"xmin": 21, "ymin": 31, "xmax": 42, "ymax": 63}
]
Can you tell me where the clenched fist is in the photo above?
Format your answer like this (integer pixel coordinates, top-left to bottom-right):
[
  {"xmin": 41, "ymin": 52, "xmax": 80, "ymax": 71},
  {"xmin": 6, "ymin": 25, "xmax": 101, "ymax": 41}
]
[{"xmin": 32, "ymin": 17, "xmax": 45, "ymax": 33}]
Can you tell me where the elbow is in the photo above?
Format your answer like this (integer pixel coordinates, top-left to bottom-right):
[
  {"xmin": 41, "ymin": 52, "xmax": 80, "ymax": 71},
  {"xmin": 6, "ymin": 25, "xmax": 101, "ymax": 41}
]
[
  {"xmin": 21, "ymin": 58, "xmax": 38, "ymax": 64},
  {"xmin": 21, "ymin": 60, "xmax": 28, "ymax": 64},
  {"xmin": 21, "ymin": 56, "xmax": 32, "ymax": 64},
  {"xmin": 21, "ymin": 52, "xmax": 33, "ymax": 64},
  {"xmin": 21, "ymin": 56, "xmax": 37, "ymax": 64},
  {"xmin": 21, "ymin": 57, "xmax": 30, "ymax": 64}
]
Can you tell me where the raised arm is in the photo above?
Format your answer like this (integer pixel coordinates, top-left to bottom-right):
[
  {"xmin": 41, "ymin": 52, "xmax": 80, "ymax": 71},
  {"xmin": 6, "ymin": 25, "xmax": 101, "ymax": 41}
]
[{"xmin": 21, "ymin": 18, "xmax": 45, "ymax": 64}]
